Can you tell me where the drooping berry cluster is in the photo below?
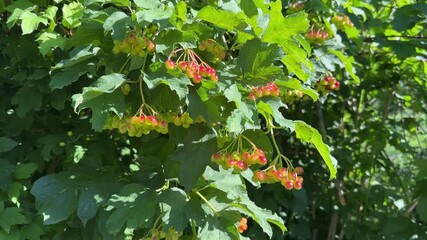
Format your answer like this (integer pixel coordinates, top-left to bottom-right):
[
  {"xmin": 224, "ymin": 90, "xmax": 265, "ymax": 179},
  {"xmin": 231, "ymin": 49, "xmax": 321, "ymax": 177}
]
[
  {"xmin": 211, "ymin": 147, "xmax": 267, "ymax": 172},
  {"xmin": 332, "ymin": 15, "xmax": 354, "ymax": 30},
  {"xmin": 248, "ymin": 82, "xmax": 280, "ymax": 100},
  {"xmin": 287, "ymin": 2, "xmax": 304, "ymax": 14},
  {"xmin": 253, "ymin": 166, "xmax": 304, "ymax": 190},
  {"xmin": 198, "ymin": 39, "xmax": 226, "ymax": 64},
  {"xmin": 165, "ymin": 49, "xmax": 218, "ymax": 84},
  {"xmin": 165, "ymin": 112, "xmax": 197, "ymax": 129},
  {"xmin": 113, "ymin": 31, "xmax": 155, "ymax": 57},
  {"xmin": 104, "ymin": 114, "xmax": 168, "ymax": 136},
  {"xmin": 283, "ymin": 89, "xmax": 304, "ymax": 104},
  {"xmin": 237, "ymin": 217, "xmax": 248, "ymax": 234},
  {"xmin": 305, "ymin": 28, "xmax": 329, "ymax": 44},
  {"xmin": 315, "ymin": 76, "xmax": 340, "ymax": 93}
]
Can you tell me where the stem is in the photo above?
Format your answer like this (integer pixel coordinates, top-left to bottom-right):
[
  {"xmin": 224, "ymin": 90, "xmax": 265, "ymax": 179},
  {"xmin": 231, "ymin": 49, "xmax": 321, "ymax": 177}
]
[
  {"xmin": 195, "ymin": 191, "xmax": 219, "ymax": 216},
  {"xmin": 119, "ymin": 56, "xmax": 131, "ymax": 73},
  {"xmin": 138, "ymin": 54, "xmax": 149, "ymax": 105}
]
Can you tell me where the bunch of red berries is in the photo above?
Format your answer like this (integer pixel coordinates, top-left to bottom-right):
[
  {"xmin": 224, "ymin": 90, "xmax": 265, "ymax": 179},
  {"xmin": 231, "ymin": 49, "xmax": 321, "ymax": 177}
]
[
  {"xmin": 332, "ymin": 15, "xmax": 354, "ymax": 30},
  {"xmin": 305, "ymin": 28, "xmax": 329, "ymax": 44},
  {"xmin": 315, "ymin": 76, "xmax": 340, "ymax": 93},
  {"xmin": 211, "ymin": 147, "xmax": 267, "ymax": 172},
  {"xmin": 104, "ymin": 114, "xmax": 168, "ymax": 136},
  {"xmin": 165, "ymin": 49, "xmax": 218, "ymax": 84},
  {"xmin": 253, "ymin": 166, "xmax": 304, "ymax": 190},
  {"xmin": 249, "ymin": 82, "xmax": 280, "ymax": 100},
  {"xmin": 287, "ymin": 2, "xmax": 304, "ymax": 14},
  {"xmin": 283, "ymin": 89, "xmax": 304, "ymax": 104},
  {"xmin": 198, "ymin": 39, "xmax": 226, "ymax": 64},
  {"xmin": 237, "ymin": 217, "xmax": 248, "ymax": 234},
  {"xmin": 113, "ymin": 31, "xmax": 155, "ymax": 57}
]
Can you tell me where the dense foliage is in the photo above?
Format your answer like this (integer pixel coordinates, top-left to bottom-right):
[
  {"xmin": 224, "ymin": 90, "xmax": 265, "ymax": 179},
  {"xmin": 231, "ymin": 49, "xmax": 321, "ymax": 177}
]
[{"xmin": 0, "ymin": 0, "xmax": 426, "ymax": 239}]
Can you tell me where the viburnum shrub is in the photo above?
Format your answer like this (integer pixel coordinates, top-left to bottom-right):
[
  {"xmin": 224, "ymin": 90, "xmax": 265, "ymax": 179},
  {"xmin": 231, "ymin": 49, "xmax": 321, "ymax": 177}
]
[{"xmin": 0, "ymin": 0, "xmax": 350, "ymax": 239}]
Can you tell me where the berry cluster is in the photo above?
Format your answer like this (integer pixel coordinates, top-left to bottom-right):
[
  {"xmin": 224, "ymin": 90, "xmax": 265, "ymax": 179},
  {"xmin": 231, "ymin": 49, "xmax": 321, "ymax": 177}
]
[
  {"xmin": 283, "ymin": 89, "xmax": 304, "ymax": 104},
  {"xmin": 332, "ymin": 15, "xmax": 354, "ymax": 30},
  {"xmin": 315, "ymin": 76, "xmax": 340, "ymax": 93},
  {"xmin": 237, "ymin": 217, "xmax": 248, "ymax": 234},
  {"xmin": 165, "ymin": 112, "xmax": 195, "ymax": 128},
  {"xmin": 113, "ymin": 31, "xmax": 155, "ymax": 57},
  {"xmin": 211, "ymin": 147, "xmax": 267, "ymax": 172},
  {"xmin": 253, "ymin": 166, "xmax": 304, "ymax": 190},
  {"xmin": 104, "ymin": 114, "xmax": 168, "ymax": 136},
  {"xmin": 248, "ymin": 82, "xmax": 280, "ymax": 100},
  {"xmin": 287, "ymin": 2, "xmax": 304, "ymax": 14},
  {"xmin": 305, "ymin": 28, "xmax": 329, "ymax": 44},
  {"xmin": 165, "ymin": 49, "xmax": 218, "ymax": 84},
  {"xmin": 198, "ymin": 39, "xmax": 226, "ymax": 64}
]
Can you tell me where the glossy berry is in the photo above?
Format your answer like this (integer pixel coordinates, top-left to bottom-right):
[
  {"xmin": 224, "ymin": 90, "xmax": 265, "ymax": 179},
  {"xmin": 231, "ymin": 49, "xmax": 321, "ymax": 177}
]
[
  {"xmin": 295, "ymin": 167, "xmax": 304, "ymax": 175},
  {"xmin": 165, "ymin": 59, "xmax": 176, "ymax": 70},
  {"xmin": 282, "ymin": 179, "xmax": 294, "ymax": 190},
  {"xmin": 294, "ymin": 180, "xmax": 303, "ymax": 190}
]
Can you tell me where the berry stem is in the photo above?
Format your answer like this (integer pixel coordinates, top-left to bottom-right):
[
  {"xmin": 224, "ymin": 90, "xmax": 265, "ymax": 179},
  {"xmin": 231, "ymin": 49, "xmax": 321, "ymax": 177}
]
[{"xmin": 195, "ymin": 191, "xmax": 219, "ymax": 216}]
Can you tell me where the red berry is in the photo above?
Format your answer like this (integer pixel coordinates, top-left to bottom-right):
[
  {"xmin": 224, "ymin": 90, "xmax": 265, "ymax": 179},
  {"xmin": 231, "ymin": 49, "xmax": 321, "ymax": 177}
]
[
  {"xmin": 249, "ymin": 93, "xmax": 256, "ymax": 101},
  {"xmin": 193, "ymin": 73, "xmax": 202, "ymax": 83},
  {"xmin": 282, "ymin": 179, "xmax": 294, "ymax": 190},
  {"xmin": 242, "ymin": 152, "xmax": 251, "ymax": 161},
  {"xmin": 255, "ymin": 89, "xmax": 263, "ymax": 98},
  {"xmin": 206, "ymin": 67, "xmax": 216, "ymax": 76},
  {"xmin": 258, "ymin": 155, "xmax": 267, "ymax": 165},
  {"xmin": 226, "ymin": 159, "xmax": 236, "ymax": 168},
  {"xmin": 236, "ymin": 161, "xmax": 248, "ymax": 170},
  {"xmin": 147, "ymin": 116, "xmax": 158, "ymax": 126},
  {"xmin": 294, "ymin": 180, "xmax": 302, "ymax": 190},
  {"xmin": 178, "ymin": 61, "xmax": 188, "ymax": 71},
  {"xmin": 147, "ymin": 41, "xmax": 156, "ymax": 53},
  {"xmin": 255, "ymin": 171, "xmax": 268, "ymax": 182},
  {"xmin": 165, "ymin": 59, "xmax": 176, "ymax": 70},
  {"xmin": 210, "ymin": 74, "xmax": 218, "ymax": 82}
]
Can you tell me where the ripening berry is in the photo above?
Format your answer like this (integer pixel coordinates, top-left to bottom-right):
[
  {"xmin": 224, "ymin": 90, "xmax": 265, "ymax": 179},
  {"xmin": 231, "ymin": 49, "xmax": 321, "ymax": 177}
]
[
  {"xmin": 165, "ymin": 59, "xmax": 176, "ymax": 70},
  {"xmin": 59, "ymin": 141, "xmax": 66, "ymax": 147},
  {"xmin": 258, "ymin": 155, "xmax": 267, "ymax": 165},
  {"xmin": 238, "ymin": 217, "xmax": 248, "ymax": 233},
  {"xmin": 249, "ymin": 93, "xmax": 256, "ymax": 101},
  {"xmin": 236, "ymin": 161, "xmax": 248, "ymax": 170},
  {"xmin": 178, "ymin": 61, "xmax": 188, "ymax": 71},
  {"xmin": 206, "ymin": 67, "xmax": 216, "ymax": 76},
  {"xmin": 294, "ymin": 167, "xmax": 304, "ymax": 175},
  {"xmin": 147, "ymin": 41, "xmax": 156, "ymax": 53},
  {"xmin": 193, "ymin": 73, "xmax": 202, "ymax": 83},
  {"xmin": 282, "ymin": 179, "xmax": 294, "ymax": 190},
  {"xmin": 294, "ymin": 180, "xmax": 303, "ymax": 190},
  {"xmin": 210, "ymin": 74, "xmax": 218, "ymax": 82},
  {"xmin": 147, "ymin": 116, "xmax": 158, "ymax": 126}
]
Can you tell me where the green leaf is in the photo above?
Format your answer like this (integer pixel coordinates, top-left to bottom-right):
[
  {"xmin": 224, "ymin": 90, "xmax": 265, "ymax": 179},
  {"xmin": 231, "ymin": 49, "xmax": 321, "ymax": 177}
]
[
  {"xmin": 13, "ymin": 163, "xmax": 38, "ymax": 180},
  {"xmin": 203, "ymin": 167, "xmax": 247, "ymax": 200},
  {"xmin": 20, "ymin": 11, "xmax": 48, "ymax": 34},
  {"xmin": 0, "ymin": 207, "xmax": 27, "ymax": 233},
  {"xmin": 196, "ymin": 5, "xmax": 248, "ymax": 32},
  {"xmin": 62, "ymin": 2, "xmax": 84, "ymax": 29},
  {"xmin": 186, "ymin": 89, "xmax": 225, "ymax": 124},
  {"xmin": 144, "ymin": 72, "xmax": 192, "ymax": 99},
  {"xmin": 11, "ymin": 86, "xmax": 43, "ymax": 117},
  {"xmin": 105, "ymin": 184, "xmax": 156, "ymax": 234},
  {"xmin": 198, "ymin": 212, "xmax": 240, "ymax": 240},
  {"xmin": 158, "ymin": 188, "xmax": 189, "ymax": 232},
  {"xmin": 294, "ymin": 121, "xmax": 337, "ymax": 179},
  {"xmin": 262, "ymin": 4, "xmax": 309, "ymax": 41},
  {"xmin": 67, "ymin": 21, "xmax": 104, "ymax": 47},
  {"xmin": 36, "ymin": 32, "xmax": 66, "ymax": 56},
  {"xmin": 77, "ymin": 173, "xmax": 115, "ymax": 226},
  {"xmin": 50, "ymin": 62, "xmax": 93, "ymax": 89},
  {"xmin": 257, "ymin": 98, "xmax": 294, "ymax": 131},
  {"xmin": 135, "ymin": 7, "xmax": 172, "ymax": 23},
  {"xmin": 20, "ymin": 217, "xmax": 45, "ymax": 240},
  {"xmin": 417, "ymin": 193, "xmax": 427, "ymax": 222},
  {"xmin": 237, "ymin": 38, "xmax": 284, "ymax": 76},
  {"xmin": 103, "ymin": 11, "xmax": 131, "ymax": 40},
  {"xmin": 30, "ymin": 173, "xmax": 78, "ymax": 224},
  {"xmin": 329, "ymin": 49, "xmax": 360, "ymax": 83},
  {"xmin": 0, "ymin": 160, "xmax": 15, "ymax": 192},
  {"xmin": 0, "ymin": 137, "xmax": 19, "ymax": 153},
  {"xmin": 72, "ymin": 73, "xmax": 126, "ymax": 131},
  {"xmin": 170, "ymin": 126, "xmax": 217, "ymax": 189},
  {"xmin": 169, "ymin": 1, "xmax": 187, "ymax": 29}
]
